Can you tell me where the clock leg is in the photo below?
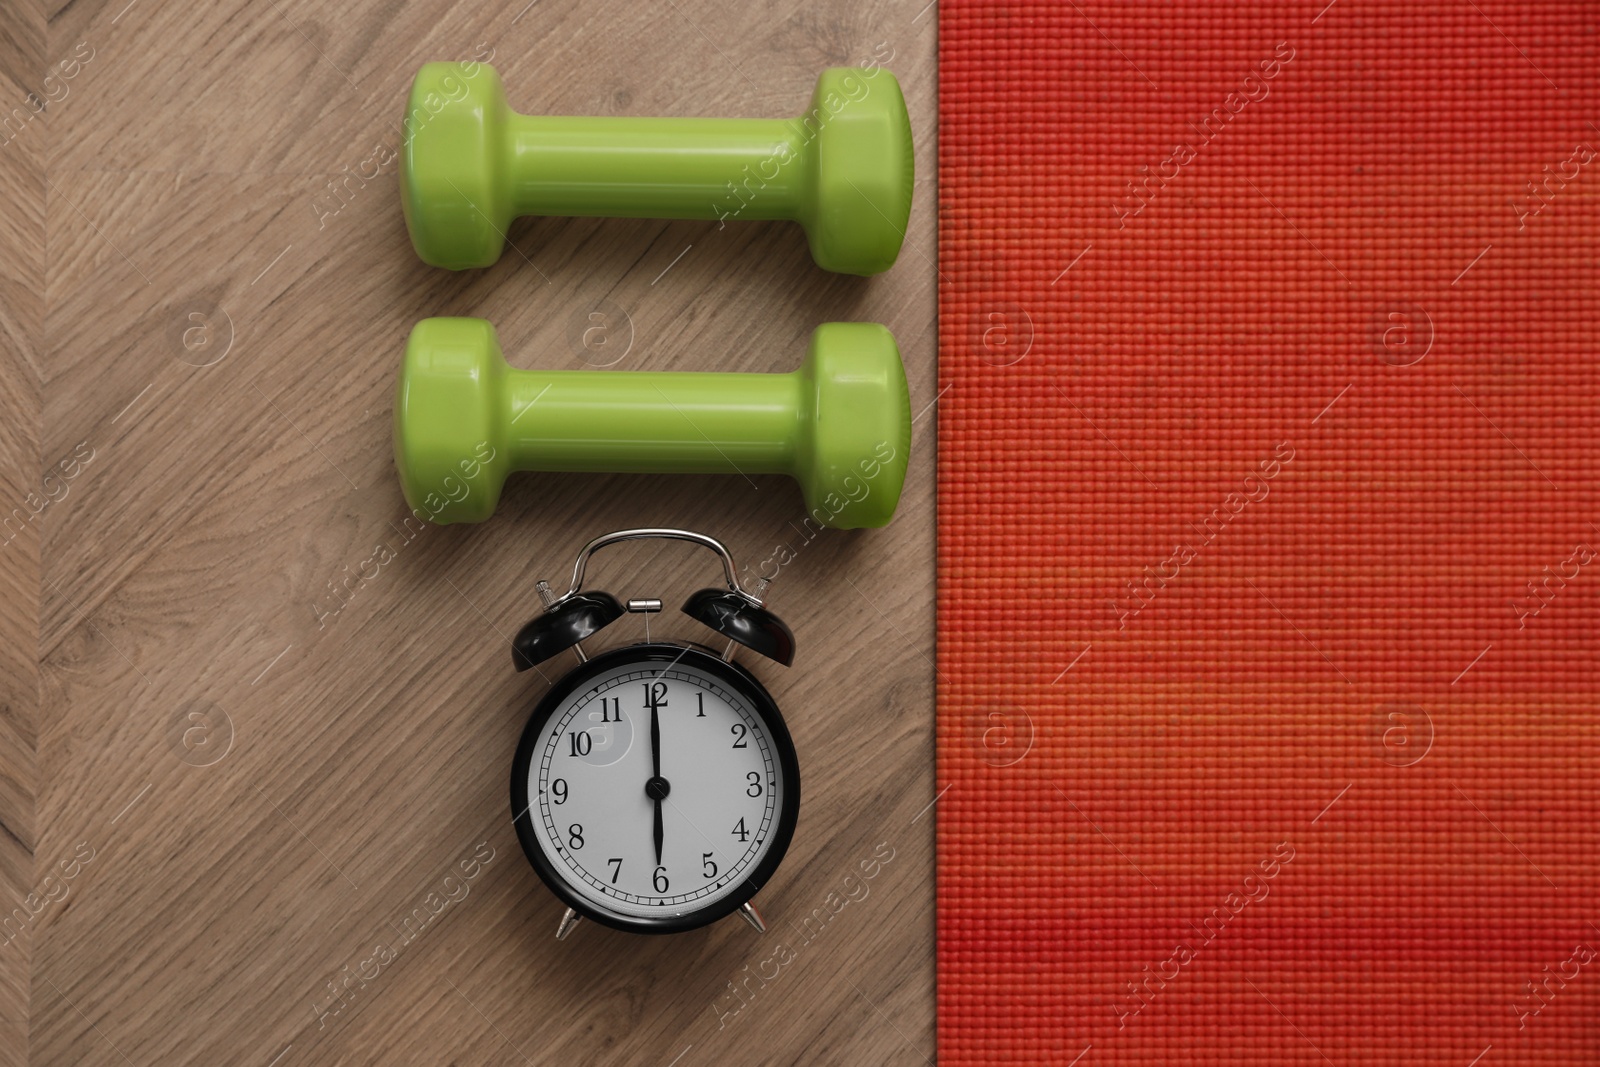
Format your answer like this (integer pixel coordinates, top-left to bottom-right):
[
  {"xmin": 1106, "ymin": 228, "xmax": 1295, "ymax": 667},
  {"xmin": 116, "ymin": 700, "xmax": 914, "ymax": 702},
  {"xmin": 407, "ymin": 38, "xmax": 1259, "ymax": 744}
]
[
  {"xmin": 555, "ymin": 908, "xmax": 581, "ymax": 941},
  {"xmin": 738, "ymin": 901, "xmax": 767, "ymax": 934}
]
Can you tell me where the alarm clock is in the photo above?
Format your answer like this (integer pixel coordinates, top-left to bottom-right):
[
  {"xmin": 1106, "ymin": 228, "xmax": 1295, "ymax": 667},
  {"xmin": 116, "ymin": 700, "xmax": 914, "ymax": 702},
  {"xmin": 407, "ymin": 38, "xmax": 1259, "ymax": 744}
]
[{"xmin": 508, "ymin": 529, "xmax": 801, "ymax": 939}]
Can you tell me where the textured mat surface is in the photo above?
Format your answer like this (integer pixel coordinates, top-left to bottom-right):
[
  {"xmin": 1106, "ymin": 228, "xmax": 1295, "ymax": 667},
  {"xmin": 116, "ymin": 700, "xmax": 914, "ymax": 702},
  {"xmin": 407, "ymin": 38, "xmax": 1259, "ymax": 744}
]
[{"xmin": 935, "ymin": 3, "xmax": 1599, "ymax": 1063}]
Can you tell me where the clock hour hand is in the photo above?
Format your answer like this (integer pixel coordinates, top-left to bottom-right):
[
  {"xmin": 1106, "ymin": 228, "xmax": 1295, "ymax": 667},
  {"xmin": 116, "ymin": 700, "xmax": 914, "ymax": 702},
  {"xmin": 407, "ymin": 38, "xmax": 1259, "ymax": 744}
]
[
  {"xmin": 653, "ymin": 798, "xmax": 664, "ymax": 866},
  {"xmin": 646, "ymin": 777, "xmax": 670, "ymax": 866}
]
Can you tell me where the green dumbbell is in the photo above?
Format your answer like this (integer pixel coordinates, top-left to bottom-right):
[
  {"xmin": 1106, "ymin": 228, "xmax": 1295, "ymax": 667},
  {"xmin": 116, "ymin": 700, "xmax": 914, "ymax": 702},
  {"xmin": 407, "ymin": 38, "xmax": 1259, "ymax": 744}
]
[
  {"xmin": 393, "ymin": 318, "xmax": 911, "ymax": 529},
  {"xmin": 399, "ymin": 63, "xmax": 913, "ymax": 275}
]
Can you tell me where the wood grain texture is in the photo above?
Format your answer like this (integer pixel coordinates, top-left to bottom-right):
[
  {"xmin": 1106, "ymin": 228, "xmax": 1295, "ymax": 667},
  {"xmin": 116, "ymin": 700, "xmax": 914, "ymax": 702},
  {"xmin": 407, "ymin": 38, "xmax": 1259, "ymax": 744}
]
[
  {"xmin": 30, "ymin": 1, "xmax": 935, "ymax": 1064},
  {"xmin": 0, "ymin": 2, "xmax": 45, "ymax": 1062}
]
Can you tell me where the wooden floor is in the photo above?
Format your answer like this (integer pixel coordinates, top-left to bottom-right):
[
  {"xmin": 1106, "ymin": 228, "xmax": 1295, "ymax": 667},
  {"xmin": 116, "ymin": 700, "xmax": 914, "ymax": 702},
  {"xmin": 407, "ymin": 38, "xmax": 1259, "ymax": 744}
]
[{"xmin": 0, "ymin": 1, "xmax": 936, "ymax": 1063}]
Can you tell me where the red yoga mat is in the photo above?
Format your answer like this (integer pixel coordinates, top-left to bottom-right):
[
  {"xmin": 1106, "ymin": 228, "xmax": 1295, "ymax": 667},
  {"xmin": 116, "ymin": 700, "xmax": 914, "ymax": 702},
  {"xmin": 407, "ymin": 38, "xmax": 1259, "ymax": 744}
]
[{"xmin": 936, "ymin": 3, "xmax": 1600, "ymax": 1064}]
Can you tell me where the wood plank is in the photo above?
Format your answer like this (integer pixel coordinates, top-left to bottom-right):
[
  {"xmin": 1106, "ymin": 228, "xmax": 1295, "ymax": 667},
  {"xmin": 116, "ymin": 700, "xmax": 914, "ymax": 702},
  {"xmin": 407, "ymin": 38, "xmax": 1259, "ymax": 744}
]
[
  {"xmin": 0, "ymin": 3, "xmax": 44, "ymax": 1063},
  {"xmin": 35, "ymin": 1, "xmax": 934, "ymax": 1063}
]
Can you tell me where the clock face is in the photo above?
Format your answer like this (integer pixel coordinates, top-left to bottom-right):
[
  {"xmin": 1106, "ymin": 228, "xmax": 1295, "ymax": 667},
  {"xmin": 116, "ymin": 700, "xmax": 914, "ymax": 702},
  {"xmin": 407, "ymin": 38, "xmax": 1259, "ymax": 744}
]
[{"xmin": 510, "ymin": 643, "xmax": 800, "ymax": 933}]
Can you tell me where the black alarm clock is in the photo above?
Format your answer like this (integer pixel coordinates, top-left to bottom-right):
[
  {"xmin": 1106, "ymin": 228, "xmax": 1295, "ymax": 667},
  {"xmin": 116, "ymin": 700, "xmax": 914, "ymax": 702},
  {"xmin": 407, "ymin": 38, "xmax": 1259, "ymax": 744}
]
[{"xmin": 509, "ymin": 529, "xmax": 801, "ymax": 939}]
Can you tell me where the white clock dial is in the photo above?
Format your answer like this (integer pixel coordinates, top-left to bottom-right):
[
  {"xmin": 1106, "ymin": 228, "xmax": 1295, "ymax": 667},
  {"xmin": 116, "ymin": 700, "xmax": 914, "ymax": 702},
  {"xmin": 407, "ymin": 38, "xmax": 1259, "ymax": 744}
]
[{"xmin": 525, "ymin": 655, "xmax": 785, "ymax": 920}]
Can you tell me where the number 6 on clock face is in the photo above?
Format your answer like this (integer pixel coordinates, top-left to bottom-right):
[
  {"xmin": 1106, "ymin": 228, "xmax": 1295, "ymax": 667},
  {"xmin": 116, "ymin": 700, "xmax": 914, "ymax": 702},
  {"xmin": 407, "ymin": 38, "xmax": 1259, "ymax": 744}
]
[{"xmin": 511, "ymin": 644, "xmax": 801, "ymax": 934}]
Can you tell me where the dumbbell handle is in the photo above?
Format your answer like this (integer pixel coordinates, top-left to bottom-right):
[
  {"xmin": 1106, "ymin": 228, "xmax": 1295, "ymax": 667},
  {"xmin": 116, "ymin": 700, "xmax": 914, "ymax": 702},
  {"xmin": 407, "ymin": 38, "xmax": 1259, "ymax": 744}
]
[
  {"xmin": 501, "ymin": 367, "xmax": 803, "ymax": 473},
  {"xmin": 509, "ymin": 117, "xmax": 802, "ymax": 220}
]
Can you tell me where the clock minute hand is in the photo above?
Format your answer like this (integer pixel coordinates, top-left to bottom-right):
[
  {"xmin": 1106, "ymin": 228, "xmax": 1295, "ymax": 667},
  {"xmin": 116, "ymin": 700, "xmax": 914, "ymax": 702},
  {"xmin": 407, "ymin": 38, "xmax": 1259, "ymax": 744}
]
[{"xmin": 651, "ymin": 698, "xmax": 661, "ymax": 780}]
